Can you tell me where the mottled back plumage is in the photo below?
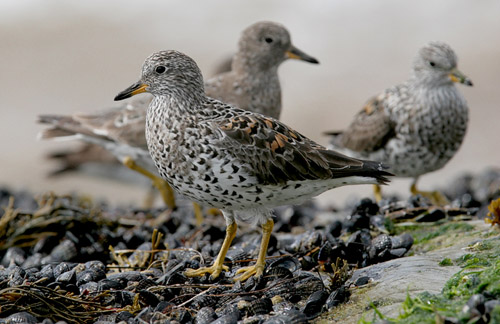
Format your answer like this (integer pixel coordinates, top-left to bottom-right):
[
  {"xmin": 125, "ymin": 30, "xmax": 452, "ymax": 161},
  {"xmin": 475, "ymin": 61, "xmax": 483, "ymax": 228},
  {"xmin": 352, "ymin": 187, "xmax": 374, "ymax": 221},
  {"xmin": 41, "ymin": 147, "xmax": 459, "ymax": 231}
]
[
  {"xmin": 328, "ymin": 41, "xmax": 472, "ymax": 178},
  {"xmin": 114, "ymin": 49, "xmax": 391, "ymax": 281},
  {"xmin": 116, "ymin": 50, "xmax": 390, "ymax": 214}
]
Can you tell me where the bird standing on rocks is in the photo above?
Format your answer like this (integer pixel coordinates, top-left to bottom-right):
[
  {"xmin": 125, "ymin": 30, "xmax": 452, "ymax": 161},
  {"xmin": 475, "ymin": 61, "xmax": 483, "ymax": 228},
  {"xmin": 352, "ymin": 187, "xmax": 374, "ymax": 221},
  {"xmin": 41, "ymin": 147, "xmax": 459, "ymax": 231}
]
[
  {"xmin": 326, "ymin": 42, "xmax": 472, "ymax": 204},
  {"xmin": 37, "ymin": 21, "xmax": 318, "ymax": 218},
  {"xmin": 114, "ymin": 50, "xmax": 392, "ymax": 281}
]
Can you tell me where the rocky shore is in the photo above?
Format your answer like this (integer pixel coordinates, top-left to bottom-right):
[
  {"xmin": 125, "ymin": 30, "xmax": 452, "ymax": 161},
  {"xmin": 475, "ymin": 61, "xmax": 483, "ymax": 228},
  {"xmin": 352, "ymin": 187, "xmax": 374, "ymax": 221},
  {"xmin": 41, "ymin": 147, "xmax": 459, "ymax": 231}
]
[{"xmin": 0, "ymin": 168, "xmax": 499, "ymax": 323}]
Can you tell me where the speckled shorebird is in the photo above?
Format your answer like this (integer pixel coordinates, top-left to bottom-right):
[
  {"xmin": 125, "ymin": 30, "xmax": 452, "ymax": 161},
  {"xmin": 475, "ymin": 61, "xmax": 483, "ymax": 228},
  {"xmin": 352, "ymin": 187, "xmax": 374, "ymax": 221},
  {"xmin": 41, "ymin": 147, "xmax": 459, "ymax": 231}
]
[
  {"xmin": 114, "ymin": 50, "xmax": 392, "ymax": 281},
  {"xmin": 326, "ymin": 42, "xmax": 472, "ymax": 204},
  {"xmin": 38, "ymin": 21, "xmax": 318, "ymax": 218}
]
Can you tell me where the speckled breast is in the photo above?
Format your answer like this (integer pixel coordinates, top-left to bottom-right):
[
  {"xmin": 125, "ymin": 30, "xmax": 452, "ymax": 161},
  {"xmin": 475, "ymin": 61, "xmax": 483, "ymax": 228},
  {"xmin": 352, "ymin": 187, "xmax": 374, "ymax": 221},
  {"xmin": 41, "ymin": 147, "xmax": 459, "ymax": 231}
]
[{"xmin": 385, "ymin": 95, "xmax": 468, "ymax": 178}]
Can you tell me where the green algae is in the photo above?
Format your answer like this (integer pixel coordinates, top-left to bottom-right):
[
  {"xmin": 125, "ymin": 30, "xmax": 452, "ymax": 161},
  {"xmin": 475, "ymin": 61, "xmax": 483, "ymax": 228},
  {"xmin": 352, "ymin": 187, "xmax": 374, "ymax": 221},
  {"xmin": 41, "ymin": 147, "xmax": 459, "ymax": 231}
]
[
  {"xmin": 394, "ymin": 222, "xmax": 476, "ymax": 253},
  {"xmin": 358, "ymin": 234, "xmax": 500, "ymax": 324},
  {"xmin": 439, "ymin": 257, "xmax": 453, "ymax": 266}
]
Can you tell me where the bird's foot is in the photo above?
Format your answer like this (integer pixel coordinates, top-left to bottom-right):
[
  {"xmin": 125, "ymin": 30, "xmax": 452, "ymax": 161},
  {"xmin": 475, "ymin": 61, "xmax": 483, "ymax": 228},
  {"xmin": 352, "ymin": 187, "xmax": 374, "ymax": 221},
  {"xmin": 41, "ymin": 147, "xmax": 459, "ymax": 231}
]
[
  {"xmin": 185, "ymin": 263, "xmax": 229, "ymax": 280},
  {"xmin": 410, "ymin": 182, "xmax": 449, "ymax": 206},
  {"xmin": 207, "ymin": 208, "xmax": 222, "ymax": 217},
  {"xmin": 411, "ymin": 187, "xmax": 449, "ymax": 206},
  {"xmin": 424, "ymin": 190, "xmax": 450, "ymax": 206},
  {"xmin": 233, "ymin": 263, "xmax": 265, "ymax": 282}
]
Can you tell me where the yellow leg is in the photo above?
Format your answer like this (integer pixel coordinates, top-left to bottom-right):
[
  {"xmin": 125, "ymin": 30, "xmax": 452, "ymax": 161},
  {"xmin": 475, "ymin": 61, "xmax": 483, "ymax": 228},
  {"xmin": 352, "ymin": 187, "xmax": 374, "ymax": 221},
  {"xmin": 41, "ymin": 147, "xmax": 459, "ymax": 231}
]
[
  {"xmin": 410, "ymin": 180, "xmax": 449, "ymax": 206},
  {"xmin": 234, "ymin": 219, "xmax": 274, "ymax": 281},
  {"xmin": 185, "ymin": 222, "xmax": 237, "ymax": 279},
  {"xmin": 123, "ymin": 156, "xmax": 176, "ymax": 210},
  {"xmin": 207, "ymin": 208, "xmax": 222, "ymax": 217},
  {"xmin": 373, "ymin": 184, "xmax": 383, "ymax": 202},
  {"xmin": 193, "ymin": 203, "xmax": 204, "ymax": 226}
]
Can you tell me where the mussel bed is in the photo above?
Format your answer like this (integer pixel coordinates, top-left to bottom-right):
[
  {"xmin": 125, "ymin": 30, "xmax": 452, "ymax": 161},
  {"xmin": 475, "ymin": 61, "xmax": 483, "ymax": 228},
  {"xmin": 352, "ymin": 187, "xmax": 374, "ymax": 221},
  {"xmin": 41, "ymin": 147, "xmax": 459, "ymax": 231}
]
[{"xmin": 0, "ymin": 169, "xmax": 499, "ymax": 323}]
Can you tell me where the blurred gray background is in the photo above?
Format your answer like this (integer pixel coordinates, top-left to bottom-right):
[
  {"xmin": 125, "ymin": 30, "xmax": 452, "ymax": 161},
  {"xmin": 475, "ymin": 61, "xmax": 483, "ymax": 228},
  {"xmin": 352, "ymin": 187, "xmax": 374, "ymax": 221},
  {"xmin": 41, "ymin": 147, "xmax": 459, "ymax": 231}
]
[{"xmin": 1, "ymin": 0, "xmax": 499, "ymax": 207}]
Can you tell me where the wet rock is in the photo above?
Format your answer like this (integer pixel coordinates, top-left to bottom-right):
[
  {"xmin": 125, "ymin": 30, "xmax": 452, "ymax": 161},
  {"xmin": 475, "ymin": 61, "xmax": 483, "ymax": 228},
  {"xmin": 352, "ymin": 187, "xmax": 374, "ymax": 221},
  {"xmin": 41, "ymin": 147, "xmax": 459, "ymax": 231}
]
[
  {"xmin": 326, "ymin": 220, "xmax": 342, "ymax": 238},
  {"xmin": 295, "ymin": 275, "xmax": 324, "ymax": 298},
  {"xmin": 1, "ymin": 247, "xmax": 26, "ymax": 267},
  {"xmin": 52, "ymin": 262, "xmax": 77, "ymax": 278},
  {"xmin": 325, "ymin": 285, "xmax": 349, "ymax": 309},
  {"xmin": 415, "ymin": 208, "xmax": 446, "ymax": 222},
  {"xmin": 302, "ymin": 290, "xmax": 328, "ymax": 318},
  {"xmin": 462, "ymin": 294, "xmax": 486, "ymax": 320},
  {"xmin": 369, "ymin": 234, "xmax": 392, "ymax": 262},
  {"xmin": 1, "ymin": 312, "xmax": 38, "ymax": 323},
  {"xmin": 3, "ymin": 170, "xmax": 491, "ymax": 324},
  {"xmin": 7, "ymin": 265, "xmax": 26, "ymax": 286},
  {"xmin": 76, "ymin": 268, "xmax": 106, "ymax": 286},
  {"xmin": 390, "ymin": 233, "xmax": 414, "ymax": 251},
  {"xmin": 249, "ymin": 297, "xmax": 273, "ymax": 315},
  {"xmin": 195, "ymin": 306, "xmax": 218, "ymax": 324},
  {"xmin": 263, "ymin": 309, "xmax": 308, "ymax": 324}
]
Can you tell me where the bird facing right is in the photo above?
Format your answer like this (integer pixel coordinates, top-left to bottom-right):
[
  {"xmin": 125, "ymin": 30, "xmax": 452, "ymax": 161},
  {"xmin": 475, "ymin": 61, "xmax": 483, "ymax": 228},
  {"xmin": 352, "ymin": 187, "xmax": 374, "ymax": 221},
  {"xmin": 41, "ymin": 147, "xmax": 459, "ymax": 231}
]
[{"xmin": 327, "ymin": 41, "xmax": 473, "ymax": 204}]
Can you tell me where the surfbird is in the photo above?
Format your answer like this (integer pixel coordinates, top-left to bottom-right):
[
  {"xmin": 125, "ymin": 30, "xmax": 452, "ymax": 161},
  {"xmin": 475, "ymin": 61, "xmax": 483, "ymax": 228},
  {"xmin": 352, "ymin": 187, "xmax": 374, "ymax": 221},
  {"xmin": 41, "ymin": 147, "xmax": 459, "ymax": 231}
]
[
  {"xmin": 326, "ymin": 41, "xmax": 472, "ymax": 204},
  {"xmin": 114, "ymin": 50, "xmax": 392, "ymax": 281},
  {"xmin": 205, "ymin": 21, "xmax": 318, "ymax": 119},
  {"xmin": 38, "ymin": 21, "xmax": 318, "ymax": 216}
]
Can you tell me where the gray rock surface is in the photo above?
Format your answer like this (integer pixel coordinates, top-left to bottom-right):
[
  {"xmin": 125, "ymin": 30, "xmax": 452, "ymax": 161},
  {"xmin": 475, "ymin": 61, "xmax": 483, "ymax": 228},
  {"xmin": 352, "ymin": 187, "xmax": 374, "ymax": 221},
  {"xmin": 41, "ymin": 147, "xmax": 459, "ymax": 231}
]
[{"xmin": 318, "ymin": 220, "xmax": 496, "ymax": 323}]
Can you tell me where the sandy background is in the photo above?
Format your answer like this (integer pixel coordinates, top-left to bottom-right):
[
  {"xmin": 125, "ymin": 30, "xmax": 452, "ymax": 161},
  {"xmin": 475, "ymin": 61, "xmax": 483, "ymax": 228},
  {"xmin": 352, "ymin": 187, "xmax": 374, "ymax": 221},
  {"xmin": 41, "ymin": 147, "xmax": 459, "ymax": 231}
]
[{"xmin": 1, "ymin": 0, "xmax": 499, "ymax": 207}]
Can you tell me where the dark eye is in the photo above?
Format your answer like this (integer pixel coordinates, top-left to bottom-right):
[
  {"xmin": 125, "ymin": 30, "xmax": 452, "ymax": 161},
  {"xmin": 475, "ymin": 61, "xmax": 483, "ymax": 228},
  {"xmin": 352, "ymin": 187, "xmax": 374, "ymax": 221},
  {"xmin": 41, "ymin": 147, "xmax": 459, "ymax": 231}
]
[
  {"xmin": 429, "ymin": 61, "xmax": 436, "ymax": 67},
  {"xmin": 264, "ymin": 37, "xmax": 273, "ymax": 43},
  {"xmin": 155, "ymin": 66, "xmax": 166, "ymax": 73}
]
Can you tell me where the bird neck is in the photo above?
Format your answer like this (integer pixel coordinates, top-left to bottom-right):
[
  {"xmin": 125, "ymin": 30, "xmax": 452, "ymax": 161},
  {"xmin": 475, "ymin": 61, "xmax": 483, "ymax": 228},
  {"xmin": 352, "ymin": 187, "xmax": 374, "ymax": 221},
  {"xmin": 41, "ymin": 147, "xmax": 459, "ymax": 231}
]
[
  {"xmin": 232, "ymin": 53, "xmax": 280, "ymax": 75},
  {"xmin": 149, "ymin": 95, "xmax": 204, "ymax": 118},
  {"xmin": 407, "ymin": 79, "xmax": 465, "ymax": 112}
]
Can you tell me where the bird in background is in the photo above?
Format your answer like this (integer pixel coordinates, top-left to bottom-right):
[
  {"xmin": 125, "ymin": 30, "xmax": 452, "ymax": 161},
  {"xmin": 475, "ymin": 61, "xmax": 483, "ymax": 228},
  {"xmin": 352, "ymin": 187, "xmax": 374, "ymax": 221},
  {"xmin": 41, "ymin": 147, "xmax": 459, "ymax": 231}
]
[
  {"xmin": 114, "ymin": 49, "xmax": 392, "ymax": 281},
  {"xmin": 326, "ymin": 41, "xmax": 472, "ymax": 205},
  {"xmin": 37, "ymin": 21, "xmax": 319, "ymax": 222}
]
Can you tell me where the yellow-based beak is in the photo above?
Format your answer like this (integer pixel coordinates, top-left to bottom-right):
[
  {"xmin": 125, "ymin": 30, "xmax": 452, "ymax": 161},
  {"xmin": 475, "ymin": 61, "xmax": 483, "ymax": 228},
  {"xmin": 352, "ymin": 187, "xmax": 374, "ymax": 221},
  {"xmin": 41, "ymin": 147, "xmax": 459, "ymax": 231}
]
[
  {"xmin": 286, "ymin": 45, "xmax": 319, "ymax": 64},
  {"xmin": 449, "ymin": 68, "xmax": 473, "ymax": 86},
  {"xmin": 114, "ymin": 82, "xmax": 148, "ymax": 101}
]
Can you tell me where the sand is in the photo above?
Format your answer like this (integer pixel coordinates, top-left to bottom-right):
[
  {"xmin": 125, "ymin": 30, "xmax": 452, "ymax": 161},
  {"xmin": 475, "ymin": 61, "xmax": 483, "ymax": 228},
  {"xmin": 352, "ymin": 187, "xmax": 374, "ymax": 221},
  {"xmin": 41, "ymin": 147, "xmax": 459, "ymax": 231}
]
[{"xmin": 1, "ymin": 0, "xmax": 499, "ymax": 207}]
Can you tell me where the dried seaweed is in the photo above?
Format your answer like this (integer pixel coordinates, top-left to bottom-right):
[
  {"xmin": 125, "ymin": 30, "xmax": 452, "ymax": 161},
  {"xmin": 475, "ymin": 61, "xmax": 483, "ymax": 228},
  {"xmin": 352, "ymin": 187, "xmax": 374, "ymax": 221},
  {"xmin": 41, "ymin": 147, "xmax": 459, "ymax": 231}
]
[{"xmin": 0, "ymin": 285, "xmax": 114, "ymax": 323}]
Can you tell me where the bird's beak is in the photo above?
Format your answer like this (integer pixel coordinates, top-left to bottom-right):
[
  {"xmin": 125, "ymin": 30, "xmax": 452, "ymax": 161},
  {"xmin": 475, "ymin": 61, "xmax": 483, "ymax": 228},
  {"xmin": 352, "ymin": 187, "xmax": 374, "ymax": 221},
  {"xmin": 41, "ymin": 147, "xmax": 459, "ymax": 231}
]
[
  {"xmin": 449, "ymin": 68, "xmax": 473, "ymax": 86},
  {"xmin": 286, "ymin": 45, "xmax": 319, "ymax": 64},
  {"xmin": 114, "ymin": 82, "xmax": 148, "ymax": 101}
]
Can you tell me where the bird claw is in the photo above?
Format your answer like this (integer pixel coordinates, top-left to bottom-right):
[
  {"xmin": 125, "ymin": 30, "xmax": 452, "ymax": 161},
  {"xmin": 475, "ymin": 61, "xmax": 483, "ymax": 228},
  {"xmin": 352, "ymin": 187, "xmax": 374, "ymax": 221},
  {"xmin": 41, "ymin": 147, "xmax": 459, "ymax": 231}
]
[
  {"xmin": 410, "ymin": 183, "xmax": 449, "ymax": 206},
  {"xmin": 185, "ymin": 264, "xmax": 229, "ymax": 279},
  {"xmin": 429, "ymin": 191, "xmax": 450, "ymax": 206},
  {"xmin": 416, "ymin": 190, "xmax": 449, "ymax": 206},
  {"xmin": 207, "ymin": 208, "xmax": 222, "ymax": 217},
  {"xmin": 233, "ymin": 264, "xmax": 264, "ymax": 282}
]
